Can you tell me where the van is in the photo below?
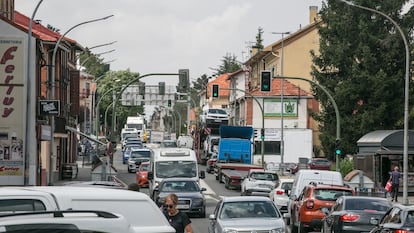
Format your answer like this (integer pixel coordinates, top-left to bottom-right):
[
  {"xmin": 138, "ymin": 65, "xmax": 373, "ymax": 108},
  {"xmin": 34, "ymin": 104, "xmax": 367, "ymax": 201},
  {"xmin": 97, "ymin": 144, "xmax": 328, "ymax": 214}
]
[
  {"xmin": 286, "ymin": 169, "xmax": 344, "ymax": 224},
  {"xmin": 148, "ymin": 148, "xmax": 205, "ymax": 199},
  {"xmin": 0, "ymin": 186, "xmax": 175, "ymax": 233}
]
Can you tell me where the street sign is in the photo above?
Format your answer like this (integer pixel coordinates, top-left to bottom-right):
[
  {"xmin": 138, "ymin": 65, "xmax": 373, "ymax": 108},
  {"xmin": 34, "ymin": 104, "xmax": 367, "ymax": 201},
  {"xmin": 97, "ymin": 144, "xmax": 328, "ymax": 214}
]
[{"xmin": 39, "ymin": 100, "xmax": 60, "ymax": 116}]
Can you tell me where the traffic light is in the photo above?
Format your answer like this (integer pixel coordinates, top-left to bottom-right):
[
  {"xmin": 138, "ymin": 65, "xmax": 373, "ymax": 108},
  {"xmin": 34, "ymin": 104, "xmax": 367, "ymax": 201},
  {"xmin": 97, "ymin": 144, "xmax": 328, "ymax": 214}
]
[
  {"xmin": 138, "ymin": 82, "xmax": 145, "ymax": 95},
  {"xmin": 335, "ymin": 139, "xmax": 342, "ymax": 157},
  {"xmin": 212, "ymin": 84, "xmax": 219, "ymax": 98},
  {"xmin": 178, "ymin": 69, "xmax": 189, "ymax": 92},
  {"xmin": 260, "ymin": 128, "xmax": 265, "ymax": 140},
  {"xmin": 159, "ymin": 82, "xmax": 165, "ymax": 95},
  {"xmin": 167, "ymin": 99, "xmax": 172, "ymax": 107},
  {"xmin": 260, "ymin": 70, "xmax": 272, "ymax": 92}
]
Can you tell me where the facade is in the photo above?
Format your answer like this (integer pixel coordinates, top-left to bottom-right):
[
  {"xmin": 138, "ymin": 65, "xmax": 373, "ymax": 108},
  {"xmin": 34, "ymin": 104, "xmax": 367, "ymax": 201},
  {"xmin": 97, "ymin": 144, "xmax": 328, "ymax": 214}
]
[{"xmin": 1, "ymin": 2, "xmax": 83, "ymax": 185}]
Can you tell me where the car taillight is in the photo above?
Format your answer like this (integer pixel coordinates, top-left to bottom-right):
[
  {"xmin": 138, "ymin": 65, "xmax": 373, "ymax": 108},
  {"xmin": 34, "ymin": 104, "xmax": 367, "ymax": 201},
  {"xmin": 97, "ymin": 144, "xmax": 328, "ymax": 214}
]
[
  {"xmin": 306, "ymin": 200, "xmax": 314, "ymax": 209},
  {"xmin": 276, "ymin": 190, "xmax": 284, "ymax": 195},
  {"xmin": 340, "ymin": 213, "xmax": 359, "ymax": 222}
]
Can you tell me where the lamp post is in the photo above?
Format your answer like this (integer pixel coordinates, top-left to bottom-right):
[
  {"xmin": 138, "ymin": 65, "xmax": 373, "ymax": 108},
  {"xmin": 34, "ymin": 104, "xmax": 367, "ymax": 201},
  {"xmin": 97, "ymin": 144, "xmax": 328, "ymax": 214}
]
[
  {"xmin": 340, "ymin": 0, "xmax": 410, "ymax": 205},
  {"xmin": 271, "ymin": 31, "xmax": 290, "ymax": 174},
  {"xmin": 27, "ymin": 0, "xmax": 43, "ymax": 185},
  {"xmin": 89, "ymin": 41, "xmax": 117, "ymax": 50},
  {"xmin": 49, "ymin": 14, "xmax": 113, "ymax": 185}
]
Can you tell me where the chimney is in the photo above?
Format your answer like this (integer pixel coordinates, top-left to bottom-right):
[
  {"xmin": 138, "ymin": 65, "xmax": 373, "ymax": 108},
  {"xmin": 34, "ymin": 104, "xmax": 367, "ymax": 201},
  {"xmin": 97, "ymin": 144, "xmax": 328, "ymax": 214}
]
[
  {"xmin": 309, "ymin": 6, "xmax": 318, "ymax": 24},
  {"xmin": 0, "ymin": 0, "xmax": 14, "ymax": 21}
]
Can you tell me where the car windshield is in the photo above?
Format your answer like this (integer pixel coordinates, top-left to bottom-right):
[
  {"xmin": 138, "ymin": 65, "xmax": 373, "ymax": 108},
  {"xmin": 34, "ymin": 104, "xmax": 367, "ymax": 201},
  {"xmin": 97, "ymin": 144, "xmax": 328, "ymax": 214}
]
[
  {"xmin": 140, "ymin": 164, "xmax": 149, "ymax": 172},
  {"xmin": 314, "ymin": 189, "xmax": 353, "ymax": 201},
  {"xmin": 251, "ymin": 172, "xmax": 278, "ymax": 181},
  {"xmin": 345, "ymin": 199, "xmax": 391, "ymax": 211},
  {"xmin": 161, "ymin": 141, "xmax": 177, "ymax": 147},
  {"xmin": 312, "ymin": 159, "xmax": 329, "ymax": 165},
  {"xmin": 208, "ymin": 109, "xmax": 227, "ymax": 114},
  {"xmin": 160, "ymin": 181, "xmax": 199, "ymax": 192},
  {"xmin": 155, "ymin": 161, "xmax": 197, "ymax": 178},
  {"xmin": 281, "ymin": 182, "xmax": 293, "ymax": 190},
  {"xmin": 220, "ymin": 201, "xmax": 279, "ymax": 219},
  {"xmin": 130, "ymin": 150, "xmax": 151, "ymax": 159}
]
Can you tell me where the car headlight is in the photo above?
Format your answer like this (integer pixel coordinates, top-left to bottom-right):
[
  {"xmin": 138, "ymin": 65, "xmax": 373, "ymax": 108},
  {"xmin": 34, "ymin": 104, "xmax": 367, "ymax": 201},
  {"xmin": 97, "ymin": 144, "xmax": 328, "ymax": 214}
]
[
  {"xmin": 223, "ymin": 229, "xmax": 238, "ymax": 233},
  {"xmin": 270, "ymin": 227, "xmax": 284, "ymax": 233},
  {"xmin": 192, "ymin": 198, "xmax": 204, "ymax": 206}
]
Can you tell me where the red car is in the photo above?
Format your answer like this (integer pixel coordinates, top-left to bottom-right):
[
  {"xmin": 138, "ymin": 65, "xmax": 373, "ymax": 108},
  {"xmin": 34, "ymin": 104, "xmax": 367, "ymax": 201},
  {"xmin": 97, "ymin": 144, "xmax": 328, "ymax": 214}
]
[
  {"xmin": 136, "ymin": 161, "xmax": 149, "ymax": 187},
  {"xmin": 308, "ymin": 158, "xmax": 331, "ymax": 170}
]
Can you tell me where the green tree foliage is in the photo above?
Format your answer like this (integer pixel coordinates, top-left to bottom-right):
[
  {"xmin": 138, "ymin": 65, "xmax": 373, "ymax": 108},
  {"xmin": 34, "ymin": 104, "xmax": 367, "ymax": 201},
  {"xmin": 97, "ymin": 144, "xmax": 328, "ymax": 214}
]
[
  {"xmin": 79, "ymin": 48, "xmax": 109, "ymax": 77},
  {"xmin": 339, "ymin": 158, "xmax": 353, "ymax": 177},
  {"xmin": 211, "ymin": 53, "xmax": 242, "ymax": 76},
  {"xmin": 254, "ymin": 27, "xmax": 264, "ymax": 50},
  {"xmin": 311, "ymin": 0, "xmax": 414, "ymax": 159},
  {"xmin": 96, "ymin": 70, "xmax": 144, "ymax": 135}
]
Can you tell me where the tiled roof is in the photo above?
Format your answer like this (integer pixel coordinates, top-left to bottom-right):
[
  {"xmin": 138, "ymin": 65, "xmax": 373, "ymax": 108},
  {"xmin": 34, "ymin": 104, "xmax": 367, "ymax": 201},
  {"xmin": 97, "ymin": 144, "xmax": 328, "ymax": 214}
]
[
  {"xmin": 207, "ymin": 73, "xmax": 230, "ymax": 97},
  {"xmin": 13, "ymin": 11, "xmax": 77, "ymax": 44},
  {"xmin": 250, "ymin": 78, "xmax": 312, "ymax": 97}
]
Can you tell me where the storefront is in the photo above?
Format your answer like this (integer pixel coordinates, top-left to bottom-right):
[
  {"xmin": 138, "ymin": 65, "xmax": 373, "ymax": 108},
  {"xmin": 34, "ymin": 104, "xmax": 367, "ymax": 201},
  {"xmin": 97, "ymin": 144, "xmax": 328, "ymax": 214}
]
[{"xmin": 355, "ymin": 130, "xmax": 414, "ymax": 192}]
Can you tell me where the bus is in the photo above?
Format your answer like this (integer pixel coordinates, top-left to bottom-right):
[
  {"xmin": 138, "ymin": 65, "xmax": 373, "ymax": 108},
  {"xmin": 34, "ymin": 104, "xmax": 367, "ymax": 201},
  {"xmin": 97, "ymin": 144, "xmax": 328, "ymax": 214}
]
[{"xmin": 148, "ymin": 148, "xmax": 205, "ymax": 199}]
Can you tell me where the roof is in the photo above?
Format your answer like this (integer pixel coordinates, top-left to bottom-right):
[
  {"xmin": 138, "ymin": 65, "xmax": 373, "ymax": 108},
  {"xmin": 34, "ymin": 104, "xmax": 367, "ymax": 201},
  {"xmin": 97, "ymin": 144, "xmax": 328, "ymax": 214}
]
[
  {"xmin": 357, "ymin": 130, "xmax": 414, "ymax": 155},
  {"xmin": 12, "ymin": 11, "xmax": 80, "ymax": 46},
  {"xmin": 250, "ymin": 78, "xmax": 312, "ymax": 97}
]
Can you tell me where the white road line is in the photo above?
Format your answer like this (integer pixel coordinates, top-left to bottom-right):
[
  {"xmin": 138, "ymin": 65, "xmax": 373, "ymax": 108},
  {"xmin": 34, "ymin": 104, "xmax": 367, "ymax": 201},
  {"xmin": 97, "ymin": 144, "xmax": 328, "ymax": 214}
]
[{"xmin": 199, "ymin": 179, "xmax": 220, "ymax": 202}]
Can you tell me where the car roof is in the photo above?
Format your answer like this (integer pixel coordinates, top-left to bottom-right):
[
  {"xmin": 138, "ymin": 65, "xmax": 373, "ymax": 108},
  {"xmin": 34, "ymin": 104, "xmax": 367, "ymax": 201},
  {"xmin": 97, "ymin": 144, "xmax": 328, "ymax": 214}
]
[
  {"xmin": 340, "ymin": 196, "xmax": 389, "ymax": 201},
  {"xmin": 221, "ymin": 196, "xmax": 272, "ymax": 202},
  {"xmin": 160, "ymin": 177, "xmax": 199, "ymax": 182},
  {"xmin": 307, "ymin": 184, "xmax": 353, "ymax": 190},
  {"xmin": 249, "ymin": 169, "xmax": 277, "ymax": 174},
  {"xmin": 130, "ymin": 148, "xmax": 151, "ymax": 151}
]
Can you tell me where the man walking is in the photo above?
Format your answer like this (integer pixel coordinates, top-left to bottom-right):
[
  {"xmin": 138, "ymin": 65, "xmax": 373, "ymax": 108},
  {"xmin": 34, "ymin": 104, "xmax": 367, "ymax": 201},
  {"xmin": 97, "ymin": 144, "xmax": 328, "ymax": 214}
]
[{"xmin": 390, "ymin": 166, "xmax": 401, "ymax": 202}]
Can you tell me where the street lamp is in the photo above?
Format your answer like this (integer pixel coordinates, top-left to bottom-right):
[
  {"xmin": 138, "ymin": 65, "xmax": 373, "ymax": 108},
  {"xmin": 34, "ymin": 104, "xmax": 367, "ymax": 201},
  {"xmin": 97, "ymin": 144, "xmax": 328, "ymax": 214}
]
[
  {"xmin": 49, "ymin": 14, "xmax": 114, "ymax": 185},
  {"xmin": 340, "ymin": 0, "xmax": 410, "ymax": 204},
  {"xmin": 89, "ymin": 41, "xmax": 117, "ymax": 50},
  {"xmin": 271, "ymin": 31, "xmax": 290, "ymax": 174}
]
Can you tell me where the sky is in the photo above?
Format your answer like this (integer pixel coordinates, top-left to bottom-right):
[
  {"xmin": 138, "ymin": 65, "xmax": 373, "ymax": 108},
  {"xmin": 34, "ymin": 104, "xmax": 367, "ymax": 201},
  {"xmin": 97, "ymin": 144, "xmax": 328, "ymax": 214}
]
[{"xmin": 16, "ymin": 0, "xmax": 324, "ymax": 85}]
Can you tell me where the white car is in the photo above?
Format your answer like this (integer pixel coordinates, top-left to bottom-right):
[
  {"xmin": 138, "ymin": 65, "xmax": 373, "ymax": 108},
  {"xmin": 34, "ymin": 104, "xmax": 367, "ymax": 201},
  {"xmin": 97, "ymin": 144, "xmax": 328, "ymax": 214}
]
[
  {"xmin": 0, "ymin": 210, "xmax": 135, "ymax": 233},
  {"xmin": 241, "ymin": 169, "xmax": 279, "ymax": 196},
  {"xmin": 269, "ymin": 178, "xmax": 294, "ymax": 214},
  {"xmin": 200, "ymin": 108, "xmax": 229, "ymax": 128}
]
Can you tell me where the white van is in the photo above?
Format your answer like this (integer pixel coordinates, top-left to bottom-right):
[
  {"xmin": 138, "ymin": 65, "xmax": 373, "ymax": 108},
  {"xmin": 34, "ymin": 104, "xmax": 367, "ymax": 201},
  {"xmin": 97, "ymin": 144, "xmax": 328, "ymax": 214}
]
[
  {"xmin": 287, "ymin": 169, "xmax": 344, "ymax": 222},
  {"xmin": 0, "ymin": 186, "xmax": 175, "ymax": 233},
  {"xmin": 148, "ymin": 148, "xmax": 205, "ymax": 199}
]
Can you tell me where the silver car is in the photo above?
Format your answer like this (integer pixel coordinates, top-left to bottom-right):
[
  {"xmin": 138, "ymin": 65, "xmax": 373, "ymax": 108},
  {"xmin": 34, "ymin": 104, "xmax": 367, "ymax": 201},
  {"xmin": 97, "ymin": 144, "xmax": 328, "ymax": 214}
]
[{"xmin": 208, "ymin": 196, "xmax": 286, "ymax": 233}]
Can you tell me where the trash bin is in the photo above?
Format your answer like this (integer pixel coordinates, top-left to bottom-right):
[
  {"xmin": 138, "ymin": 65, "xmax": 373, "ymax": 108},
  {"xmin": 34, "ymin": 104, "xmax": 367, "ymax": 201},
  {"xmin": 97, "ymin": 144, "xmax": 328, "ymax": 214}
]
[{"xmin": 62, "ymin": 163, "xmax": 78, "ymax": 180}]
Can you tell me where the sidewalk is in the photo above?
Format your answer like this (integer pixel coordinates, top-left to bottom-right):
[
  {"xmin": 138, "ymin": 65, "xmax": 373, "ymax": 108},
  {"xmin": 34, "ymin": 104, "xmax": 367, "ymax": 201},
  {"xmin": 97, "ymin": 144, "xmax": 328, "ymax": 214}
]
[{"xmin": 54, "ymin": 157, "xmax": 92, "ymax": 185}]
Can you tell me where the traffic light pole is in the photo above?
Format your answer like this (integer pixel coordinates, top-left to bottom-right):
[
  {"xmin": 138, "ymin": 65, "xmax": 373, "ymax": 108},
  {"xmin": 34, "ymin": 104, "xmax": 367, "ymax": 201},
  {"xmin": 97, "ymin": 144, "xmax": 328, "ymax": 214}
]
[
  {"xmin": 220, "ymin": 88, "xmax": 266, "ymax": 168},
  {"xmin": 274, "ymin": 76, "xmax": 341, "ymax": 171}
]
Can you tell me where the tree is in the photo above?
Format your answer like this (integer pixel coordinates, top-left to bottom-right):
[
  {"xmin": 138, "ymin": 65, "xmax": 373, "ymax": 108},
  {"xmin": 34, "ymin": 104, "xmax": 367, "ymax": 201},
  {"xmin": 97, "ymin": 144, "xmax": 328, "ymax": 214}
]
[
  {"xmin": 311, "ymin": 0, "xmax": 414, "ymax": 160},
  {"xmin": 254, "ymin": 27, "xmax": 264, "ymax": 50},
  {"xmin": 210, "ymin": 53, "xmax": 242, "ymax": 76},
  {"xmin": 79, "ymin": 48, "xmax": 109, "ymax": 77}
]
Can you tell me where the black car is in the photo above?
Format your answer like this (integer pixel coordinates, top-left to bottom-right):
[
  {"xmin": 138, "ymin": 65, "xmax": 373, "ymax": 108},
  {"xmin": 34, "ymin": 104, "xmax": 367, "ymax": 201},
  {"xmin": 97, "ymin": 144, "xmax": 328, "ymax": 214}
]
[
  {"xmin": 153, "ymin": 178, "xmax": 206, "ymax": 218},
  {"xmin": 370, "ymin": 204, "xmax": 414, "ymax": 233},
  {"xmin": 321, "ymin": 196, "xmax": 392, "ymax": 233}
]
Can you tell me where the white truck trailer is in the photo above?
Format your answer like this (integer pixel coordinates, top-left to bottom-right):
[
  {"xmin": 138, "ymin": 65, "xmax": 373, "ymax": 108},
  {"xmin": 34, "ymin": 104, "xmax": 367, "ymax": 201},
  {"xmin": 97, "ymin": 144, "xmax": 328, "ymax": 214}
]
[{"xmin": 126, "ymin": 115, "xmax": 146, "ymax": 142}]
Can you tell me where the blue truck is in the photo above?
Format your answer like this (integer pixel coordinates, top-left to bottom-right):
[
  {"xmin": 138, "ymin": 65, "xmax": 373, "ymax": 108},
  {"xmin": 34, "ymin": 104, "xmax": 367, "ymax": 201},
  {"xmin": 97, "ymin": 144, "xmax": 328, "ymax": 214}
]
[{"xmin": 214, "ymin": 125, "xmax": 262, "ymax": 189}]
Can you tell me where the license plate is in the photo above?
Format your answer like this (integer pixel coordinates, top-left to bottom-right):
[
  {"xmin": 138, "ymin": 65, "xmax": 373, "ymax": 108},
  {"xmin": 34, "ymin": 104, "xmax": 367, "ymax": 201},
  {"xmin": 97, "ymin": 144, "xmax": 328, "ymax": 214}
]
[
  {"xmin": 214, "ymin": 119, "xmax": 222, "ymax": 122},
  {"xmin": 177, "ymin": 204, "xmax": 189, "ymax": 209}
]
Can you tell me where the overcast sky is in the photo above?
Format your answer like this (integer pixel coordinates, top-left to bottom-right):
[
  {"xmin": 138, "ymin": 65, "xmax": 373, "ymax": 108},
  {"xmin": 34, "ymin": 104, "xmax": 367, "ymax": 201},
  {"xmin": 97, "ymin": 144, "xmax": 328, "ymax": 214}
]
[{"xmin": 16, "ymin": 0, "xmax": 323, "ymax": 85}]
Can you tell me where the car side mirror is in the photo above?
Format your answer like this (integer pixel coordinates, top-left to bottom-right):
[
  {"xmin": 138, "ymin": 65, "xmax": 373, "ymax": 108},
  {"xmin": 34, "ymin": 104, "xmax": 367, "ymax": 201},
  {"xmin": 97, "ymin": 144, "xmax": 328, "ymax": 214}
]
[
  {"xmin": 201, "ymin": 187, "xmax": 207, "ymax": 192},
  {"xmin": 285, "ymin": 189, "xmax": 290, "ymax": 196},
  {"xmin": 154, "ymin": 186, "xmax": 159, "ymax": 192},
  {"xmin": 209, "ymin": 214, "xmax": 216, "ymax": 220},
  {"xmin": 148, "ymin": 171, "xmax": 153, "ymax": 180}
]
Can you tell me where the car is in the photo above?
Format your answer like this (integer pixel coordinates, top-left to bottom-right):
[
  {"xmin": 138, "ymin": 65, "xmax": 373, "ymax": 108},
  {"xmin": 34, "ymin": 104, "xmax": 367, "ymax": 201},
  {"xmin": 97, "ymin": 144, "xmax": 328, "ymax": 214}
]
[
  {"xmin": 123, "ymin": 137, "xmax": 143, "ymax": 148},
  {"xmin": 206, "ymin": 154, "xmax": 218, "ymax": 174},
  {"xmin": 269, "ymin": 178, "xmax": 294, "ymax": 214},
  {"xmin": 177, "ymin": 135, "xmax": 194, "ymax": 149},
  {"xmin": 127, "ymin": 148, "xmax": 151, "ymax": 173},
  {"xmin": 136, "ymin": 161, "xmax": 150, "ymax": 188},
  {"xmin": 201, "ymin": 108, "xmax": 229, "ymax": 128},
  {"xmin": 0, "ymin": 210, "xmax": 136, "ymax": 233},
  {"xmin": 321, "ymin": 196, "xmax": 392, "ymax": 233},
  {"xmin": 160, "ymin": 140, "xmax": 178, "ymax": 148},
  {"xmin": 308, "ymin": 158, "xmax": 331, "ymax": 170},
  {"xmin": 291, "ymin": 183, "xmax": 355, "ymax": 233},
  {"xmin": 153, "ymin": 178, "xmax": 206, "ymax": 217},
  {"xmin": 240, "ymin": 169, "xmax": 280, "ymax": 196},
  {"xmin": 370, "ymin": 204, "xmax": 414, "ymax": 233},
  {"xmin": 122, "ymin": 144, "xmax": 142, "ymax": 164},
  {"xmin": 63, "ymin": 180, "xmax": 128, "ymax": 189},
  {"xmin": 208, "ymin": 196, "xmax": 286, "ymax": 233}
]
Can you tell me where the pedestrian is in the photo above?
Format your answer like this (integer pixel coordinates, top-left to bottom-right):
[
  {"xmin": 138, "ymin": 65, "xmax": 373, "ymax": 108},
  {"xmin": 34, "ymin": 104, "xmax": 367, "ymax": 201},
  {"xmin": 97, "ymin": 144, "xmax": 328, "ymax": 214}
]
[
  {"xmin": 162, "ymin": 193, "xmax": 193, "ymax": 233},
  {"xmin": 127, "ymin": 183, "xmax": 140, "ymax": 192},
  {"xmin": 389, "ymin": 166, "xmax": 401, "ymax": 202}
]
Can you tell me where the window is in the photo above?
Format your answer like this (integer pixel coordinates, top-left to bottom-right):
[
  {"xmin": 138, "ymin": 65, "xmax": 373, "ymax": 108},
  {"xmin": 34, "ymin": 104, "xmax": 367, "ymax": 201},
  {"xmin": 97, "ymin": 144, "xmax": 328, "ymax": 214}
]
[
  {"xmin": 0, "ymin": 199, "xmax": 46, "ymax": 214},
  {"xmin": 254, "ymin": 141, "xmax": 280, "ymax": 155}
]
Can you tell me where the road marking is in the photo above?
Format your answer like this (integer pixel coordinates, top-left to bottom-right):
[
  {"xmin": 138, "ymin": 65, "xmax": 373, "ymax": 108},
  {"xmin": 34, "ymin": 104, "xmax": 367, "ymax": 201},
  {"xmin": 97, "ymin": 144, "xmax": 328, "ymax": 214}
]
[{"xmin": 199, "ymin": 179, "xmax": 220, "ymax": 202}]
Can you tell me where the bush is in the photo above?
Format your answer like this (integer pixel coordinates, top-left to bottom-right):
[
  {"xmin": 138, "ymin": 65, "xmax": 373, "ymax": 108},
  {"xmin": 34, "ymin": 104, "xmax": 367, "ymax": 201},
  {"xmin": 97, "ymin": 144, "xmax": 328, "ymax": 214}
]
[{"xmin": 339, "ymin": 158, "xmax": 353, "ymax": 177}]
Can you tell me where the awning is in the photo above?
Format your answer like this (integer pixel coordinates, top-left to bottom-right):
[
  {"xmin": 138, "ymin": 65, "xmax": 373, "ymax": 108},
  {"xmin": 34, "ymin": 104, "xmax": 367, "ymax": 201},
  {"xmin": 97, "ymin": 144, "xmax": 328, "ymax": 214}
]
[{"xmin": 357, "ymin": 130, "xmax": 414, "ymax": 155}]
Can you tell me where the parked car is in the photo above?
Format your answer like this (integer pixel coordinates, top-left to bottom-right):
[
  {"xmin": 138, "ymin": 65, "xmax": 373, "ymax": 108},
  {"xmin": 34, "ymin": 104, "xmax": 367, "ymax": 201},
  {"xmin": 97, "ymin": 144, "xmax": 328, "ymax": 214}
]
[
  {"xmin": 269, "ymin": 178, "xmax": 294, "ymax": 214},
  {"xmin": 200, "ymin": 108, "xmax": 229, "ymax": 128},
  {"xmin": 241, "ymin": 169, "xmax": 280, "ymax": 196},
  {"xmin": 153, "ymin": 178, "xmax": 206, "ymax": 217},
  {"xmin": 308, "ymin": 158, "xmax": 331, "ymax": 170},
  {"xmin": 122, "ymin": 144, "xmax": 143, "ymax": 164},
  {"xmin": 206, "ymin": 154, "xmax": 218, "ymax": 174},
  {"xmin": 291, "ymin": 183, "xmax": 355, "ymax": 233},
  {"xmin": 370, "ymin": 204, "xmax": 414, "ymax": 233},
  {"xmin": 208, "ymin": 196, "xmax": 285, "ymax": 233},
  {"xmin": 127, "ymin": 148, "xmax": 151, "ymax": 173},
  {"xmin": 321, "ymin": 196, "xmax": 392, "ymax": 233},
  {"xmin": 0, "ymin": 210, "xmax": 135, "ymax": 233},
  {"xmin": 136, "ymin": 161, "xmax": 150, "ymax": 188}
]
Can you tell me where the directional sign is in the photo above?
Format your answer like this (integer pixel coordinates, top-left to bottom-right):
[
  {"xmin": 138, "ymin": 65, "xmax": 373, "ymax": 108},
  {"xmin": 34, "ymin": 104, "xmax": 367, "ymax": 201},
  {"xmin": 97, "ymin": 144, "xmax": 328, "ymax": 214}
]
[{"xmin": 39, "ymin": 100, "xmax": 60, "ymax": 116}]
